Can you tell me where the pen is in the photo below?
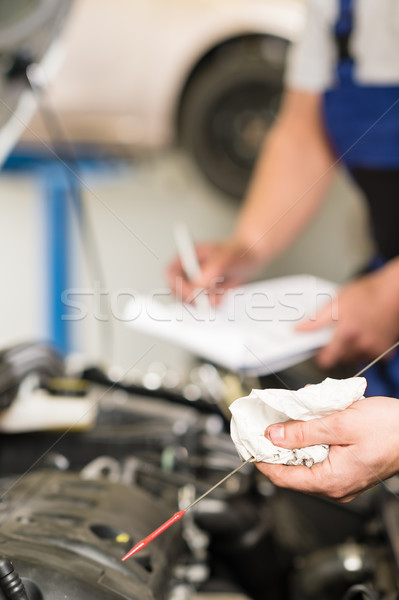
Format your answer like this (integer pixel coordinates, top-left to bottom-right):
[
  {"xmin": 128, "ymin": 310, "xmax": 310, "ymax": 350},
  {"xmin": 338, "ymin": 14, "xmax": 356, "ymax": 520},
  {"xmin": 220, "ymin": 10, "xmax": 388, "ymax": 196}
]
[{"xmin": 173, "ymin": 222, "xmax": 210, "ymax": 312}]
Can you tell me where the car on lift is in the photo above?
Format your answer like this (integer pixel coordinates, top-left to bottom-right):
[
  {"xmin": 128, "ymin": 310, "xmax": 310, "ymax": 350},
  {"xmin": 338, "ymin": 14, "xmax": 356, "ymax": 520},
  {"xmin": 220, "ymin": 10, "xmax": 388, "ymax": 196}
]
[{"xmin": 25, "ymin": 0, "xmax": 306, "ymax": 198}]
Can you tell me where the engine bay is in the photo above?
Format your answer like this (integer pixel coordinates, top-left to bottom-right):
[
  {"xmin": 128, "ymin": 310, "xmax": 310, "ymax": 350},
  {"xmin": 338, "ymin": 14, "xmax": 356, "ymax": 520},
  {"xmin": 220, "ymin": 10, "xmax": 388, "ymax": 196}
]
[{"xmin": 0, "ymin": 343, "xmax": 397, "ymax": 600}]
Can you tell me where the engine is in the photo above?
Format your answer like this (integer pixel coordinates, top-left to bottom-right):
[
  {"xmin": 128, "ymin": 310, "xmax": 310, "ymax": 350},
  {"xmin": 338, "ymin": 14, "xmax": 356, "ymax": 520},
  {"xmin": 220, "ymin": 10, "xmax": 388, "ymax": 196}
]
[{"xmin": 0, "ymin": 343, "xmax": 397, "ymax": 600}]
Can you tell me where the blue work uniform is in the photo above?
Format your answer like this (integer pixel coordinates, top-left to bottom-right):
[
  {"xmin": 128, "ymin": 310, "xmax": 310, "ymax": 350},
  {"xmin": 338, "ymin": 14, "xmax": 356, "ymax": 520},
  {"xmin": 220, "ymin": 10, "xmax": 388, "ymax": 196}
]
[{"xmin": 323, "ymin": 0, "xmax": 399, "ymax": 397}]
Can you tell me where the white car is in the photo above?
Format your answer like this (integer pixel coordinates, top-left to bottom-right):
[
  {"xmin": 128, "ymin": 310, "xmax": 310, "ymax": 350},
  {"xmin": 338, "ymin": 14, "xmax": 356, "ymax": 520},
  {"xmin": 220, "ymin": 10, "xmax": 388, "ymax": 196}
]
[{"xmin": 30, "ymin": 0, "xmax": 306, "ymax": 197}]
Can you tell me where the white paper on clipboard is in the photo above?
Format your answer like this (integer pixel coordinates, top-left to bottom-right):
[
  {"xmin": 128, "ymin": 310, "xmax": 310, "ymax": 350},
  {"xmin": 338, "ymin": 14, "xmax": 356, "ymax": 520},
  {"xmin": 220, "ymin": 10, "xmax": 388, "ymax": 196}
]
[{"xmin": 124, "ymin": 274, "xmax": 338, "ymax": 376}]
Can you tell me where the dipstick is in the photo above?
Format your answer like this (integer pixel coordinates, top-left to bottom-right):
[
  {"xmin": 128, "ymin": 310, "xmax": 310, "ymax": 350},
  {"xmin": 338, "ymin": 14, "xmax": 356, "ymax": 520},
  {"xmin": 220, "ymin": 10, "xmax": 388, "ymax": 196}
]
[
  {"xmin": 354, "ymin": 340, "xmax": 399, "ymax": 377},
  {"xmin": 122, "ymin": 341, "xmax": 399, "ymax": 561},
  {"xmin": 121, "ymin": 456, "xmax": 254, "ymax": 560}
]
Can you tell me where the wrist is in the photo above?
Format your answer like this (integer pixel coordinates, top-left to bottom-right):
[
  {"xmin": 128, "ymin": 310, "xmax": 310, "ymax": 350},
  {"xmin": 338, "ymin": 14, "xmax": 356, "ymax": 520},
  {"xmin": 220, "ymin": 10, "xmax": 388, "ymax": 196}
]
[{"xmin": 231, "ymin": 228, "xmax": 271, "ymax": 268}]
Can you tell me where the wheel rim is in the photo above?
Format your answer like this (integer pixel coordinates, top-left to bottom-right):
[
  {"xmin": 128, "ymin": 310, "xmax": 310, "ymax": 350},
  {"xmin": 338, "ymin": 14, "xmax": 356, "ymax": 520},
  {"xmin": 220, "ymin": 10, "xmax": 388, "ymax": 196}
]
[{"xmin": 208, "ymin": 81, "xmax": 282, "ymax": 170}]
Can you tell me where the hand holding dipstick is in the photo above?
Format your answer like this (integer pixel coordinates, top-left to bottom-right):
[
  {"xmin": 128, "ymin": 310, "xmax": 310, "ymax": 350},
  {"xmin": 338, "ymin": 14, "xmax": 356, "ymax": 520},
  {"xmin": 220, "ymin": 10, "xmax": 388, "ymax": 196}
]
[{"xmin": 122, "ymin": 341, "xmax": 399, "ymax": 560}]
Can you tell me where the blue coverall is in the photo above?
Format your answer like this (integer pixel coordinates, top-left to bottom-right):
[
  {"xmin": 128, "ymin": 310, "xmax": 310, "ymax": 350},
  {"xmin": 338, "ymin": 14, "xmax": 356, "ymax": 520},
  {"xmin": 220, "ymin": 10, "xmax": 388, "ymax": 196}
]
[{"xmin": 323, "ymin": 0, "xmax": 399, "ymax": 396}]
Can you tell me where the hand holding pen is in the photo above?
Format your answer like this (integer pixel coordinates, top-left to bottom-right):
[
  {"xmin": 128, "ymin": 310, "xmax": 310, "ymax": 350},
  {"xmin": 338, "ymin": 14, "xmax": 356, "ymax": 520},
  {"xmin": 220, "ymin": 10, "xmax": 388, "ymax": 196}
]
[{"xmin": 167, "ymin": 230, "xmax": 263, "ymax": 305}]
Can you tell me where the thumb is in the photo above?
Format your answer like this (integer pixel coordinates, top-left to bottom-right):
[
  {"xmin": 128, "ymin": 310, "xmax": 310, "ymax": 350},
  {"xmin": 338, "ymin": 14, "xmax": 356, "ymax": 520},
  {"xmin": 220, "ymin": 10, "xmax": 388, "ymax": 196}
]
[
  {"xmin": 265, "ymin": 414, "xmax": 348, "ymax": 449},
  {"xmin": 296, "ymin": 299, "xmax": 336, "ymax": 333}
]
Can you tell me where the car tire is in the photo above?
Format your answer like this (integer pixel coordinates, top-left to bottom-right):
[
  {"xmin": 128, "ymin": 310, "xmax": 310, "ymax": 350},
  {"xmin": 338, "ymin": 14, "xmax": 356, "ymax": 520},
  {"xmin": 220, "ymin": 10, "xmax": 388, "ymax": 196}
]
[{"xmin": 179, "ymin": 37, "xmax": 288, "ymax": 199}]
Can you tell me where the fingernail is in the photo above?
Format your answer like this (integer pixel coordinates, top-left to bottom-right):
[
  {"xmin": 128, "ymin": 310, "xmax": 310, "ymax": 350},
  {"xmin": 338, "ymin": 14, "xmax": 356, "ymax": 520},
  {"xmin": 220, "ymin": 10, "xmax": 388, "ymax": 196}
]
[{"xmin": 266, "ymin": 424, "xmax": 285, "ymax": 444}]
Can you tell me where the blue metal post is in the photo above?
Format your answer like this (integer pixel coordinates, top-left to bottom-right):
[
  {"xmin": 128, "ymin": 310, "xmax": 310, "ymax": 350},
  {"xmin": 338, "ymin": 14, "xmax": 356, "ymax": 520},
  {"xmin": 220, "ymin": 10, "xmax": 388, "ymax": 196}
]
[
  {"xmin": 41, "ymin": 162, "xmax": 71, "ymax": 355},
  {"xmin": 2, "ymin": 153, "xmax": 73, "ymax": 354}
]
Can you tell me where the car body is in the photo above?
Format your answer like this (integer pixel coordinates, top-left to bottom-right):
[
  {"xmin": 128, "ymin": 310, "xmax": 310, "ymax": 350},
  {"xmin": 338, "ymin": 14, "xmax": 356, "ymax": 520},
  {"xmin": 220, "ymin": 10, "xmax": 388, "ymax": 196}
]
[{"xmin": 26, "ymin": 0, "xmax": 307, "ymax": 196}]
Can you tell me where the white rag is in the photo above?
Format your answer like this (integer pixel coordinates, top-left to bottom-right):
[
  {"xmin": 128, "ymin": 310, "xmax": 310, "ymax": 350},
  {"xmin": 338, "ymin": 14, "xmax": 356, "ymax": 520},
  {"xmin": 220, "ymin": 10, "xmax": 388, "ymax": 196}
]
[{"xmin": 230, "ymin": 377, "xmax": 367, "ymax": 467}]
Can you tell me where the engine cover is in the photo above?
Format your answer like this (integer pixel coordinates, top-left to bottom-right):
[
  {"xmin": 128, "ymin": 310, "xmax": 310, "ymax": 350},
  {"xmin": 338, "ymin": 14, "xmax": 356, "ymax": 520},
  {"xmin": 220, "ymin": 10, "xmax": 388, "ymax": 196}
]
[{"xmin": 0, "ymin": 469, "xmax": 183, "ymax": 599}]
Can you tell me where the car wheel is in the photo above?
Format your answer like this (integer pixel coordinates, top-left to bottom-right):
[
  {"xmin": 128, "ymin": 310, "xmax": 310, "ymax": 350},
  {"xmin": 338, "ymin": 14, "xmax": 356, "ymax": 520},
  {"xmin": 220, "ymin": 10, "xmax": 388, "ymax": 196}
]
[{"xmin": 179, "ymin": 36, "xmax": 288, "ymax": 199}]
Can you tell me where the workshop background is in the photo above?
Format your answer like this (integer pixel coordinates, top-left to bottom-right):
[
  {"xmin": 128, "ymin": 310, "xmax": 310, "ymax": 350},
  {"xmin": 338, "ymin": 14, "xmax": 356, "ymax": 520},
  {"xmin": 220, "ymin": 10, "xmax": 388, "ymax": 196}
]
[
  {"xmin": 0, "ymin": 3, "xmax": 396, "ymax": 600},
  {"xmin": 0, "ymin": 0, "xmax": 372, "ymax": 375}
]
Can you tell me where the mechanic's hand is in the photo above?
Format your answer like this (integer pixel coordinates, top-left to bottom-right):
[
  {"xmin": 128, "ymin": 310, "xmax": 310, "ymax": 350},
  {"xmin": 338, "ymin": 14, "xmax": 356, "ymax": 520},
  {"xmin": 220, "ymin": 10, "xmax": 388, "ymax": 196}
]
[
  {"xmin": 166, "ymin": 239, "xmax": 264, "ymax": 305},
  {"xmin": 255, "ymin": 396, "xmax": 399, "ymax": 503},
  {"xmin": 296, "ymin": 263, "xmax": 399, "ymax": 368}
]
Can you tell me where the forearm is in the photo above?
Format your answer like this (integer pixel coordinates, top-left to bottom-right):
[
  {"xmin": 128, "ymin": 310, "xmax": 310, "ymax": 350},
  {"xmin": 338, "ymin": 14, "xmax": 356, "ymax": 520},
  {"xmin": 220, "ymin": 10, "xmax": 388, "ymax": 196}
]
[
  {"xmin": 167, "ymin": 92, "xmax": 338, "ymax": 298},
  {"xmin": 234, "ymin": 91, "xmax": 336, "ymax": 264},
  {"xmin": 370, "ymin": 255, "xmax": 399, "ymax": 334},
  {"xmin": 377, "ymin": 256, "xmax": 399, "ymax": 299}
]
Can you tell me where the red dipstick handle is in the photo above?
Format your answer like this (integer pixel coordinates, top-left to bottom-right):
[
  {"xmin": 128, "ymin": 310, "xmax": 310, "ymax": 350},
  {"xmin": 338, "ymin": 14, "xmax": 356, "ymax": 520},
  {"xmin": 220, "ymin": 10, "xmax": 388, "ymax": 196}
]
[
  {"xmin": 121, "ymin": 457, "xmax": 255, "ymax": 562},
  {"xmin": 121, "ymin": 510, "xmax": 186, "ymax": 561}
]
